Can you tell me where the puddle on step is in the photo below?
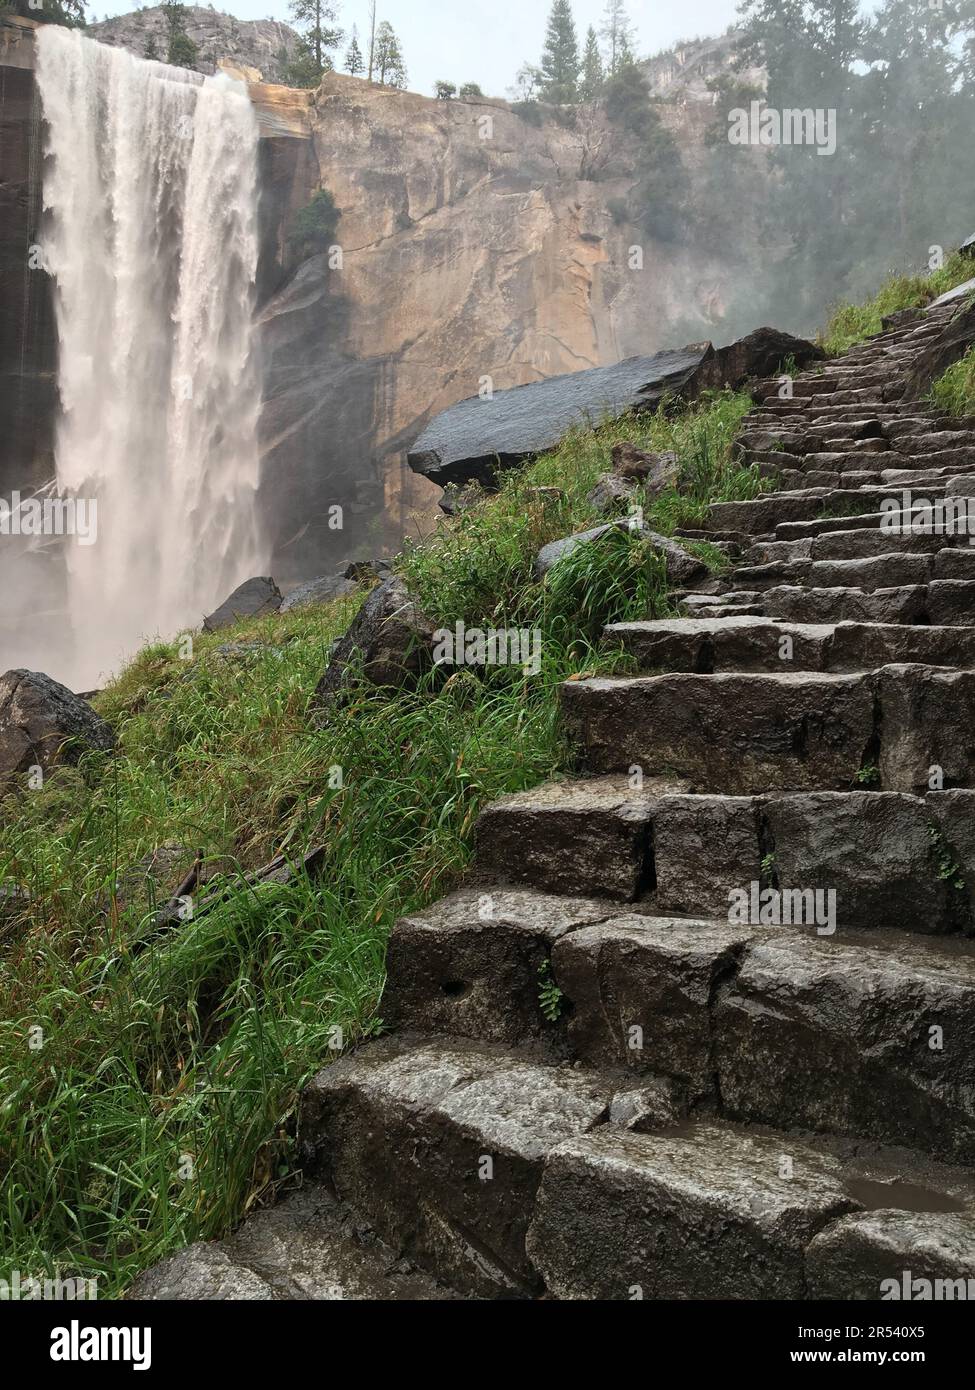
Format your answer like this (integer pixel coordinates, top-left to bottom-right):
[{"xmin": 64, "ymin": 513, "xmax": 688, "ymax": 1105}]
[{"xmin": 845, "ymin": 1176, "xmax": 966, "ymax": 1214}]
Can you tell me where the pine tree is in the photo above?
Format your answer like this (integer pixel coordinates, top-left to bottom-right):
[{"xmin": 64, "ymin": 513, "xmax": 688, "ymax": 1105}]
[
  {"xmin": 287, "ymin": 0, "xmax": 342, "ymax": 74},
  {"xmin": 600, "ymin": 0, "xmax": 635, "ymax": 76},
  {"xmin": 344, "ymin": 26, "xmax": 365, "ymax": 77},
  {"xmin": 143, "ymin": 34, "xmax": 160, "ymax": 61},
  {"xmin": 539, "ymin": 0, "xmax": 580, "ymax": 103},
  {"xmin": 161, "ymin": 0, "xmax": 198, "ymax": 70},
  {"xmin": 580, "ymin": 25, "xmax": 603, "ymax": 101},
  {"xmin": 374, "ymin": 20, "xmax": 407, "ymax": 88}
]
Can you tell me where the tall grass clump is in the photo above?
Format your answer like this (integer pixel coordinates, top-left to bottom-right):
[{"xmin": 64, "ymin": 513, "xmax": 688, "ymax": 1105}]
[
  {"xmin": 821, "ymin": 251, "xmax": 974, "ymax": 356},
  {"xmin": 0, "ymin": 387, "xmax": 750, "ymax": 1293},
  {"xmin": 931, "ymin": 347, "xmax": 975, "ymax": 417}
]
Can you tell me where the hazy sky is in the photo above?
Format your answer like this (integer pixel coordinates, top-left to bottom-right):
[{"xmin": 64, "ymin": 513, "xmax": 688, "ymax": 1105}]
[{"xmin": 91, "ymin": 1, "xmax": 744, "ymax": 98}]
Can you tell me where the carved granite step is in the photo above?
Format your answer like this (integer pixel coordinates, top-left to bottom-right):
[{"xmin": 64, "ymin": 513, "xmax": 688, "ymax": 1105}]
[
  {"xmin": 472, "ymin": 780, "xmax": 975, "ymax": 932},
  {"xmin": 382, "ymin": 887, "xmax": 627, "ymax": 1045},
  {"xmin": 715, "ymin": 929, "xmax": 975, "ymax": 1163},
  {"xmin": 296, "ymin": 1033, "xmax": 975, "ymax": 1301},
  {"xmin": 561, "ymin": 665, "xmax": 975, "ymax": 794},
  {"xmin": 760, "ymin": 579, "xmax": 975, "ymax": 625},
  {"xmin": 605, "ymin": 615, "xmax": 975, "ymax": 675},
  {"xmin": 528, "ymin": 1121, "xmax": 975, "ymax": 1300},
  {"xmin": 127, "ymin": 1186, "xmax": 463, "ymax": 1301},
  {"xmin": 709, "ymin": 485, "xmax": 954, "ymax": 536},
  {"xmin": 298, "ymin": 1034, "xmax": 619, "ymax": 1298}
]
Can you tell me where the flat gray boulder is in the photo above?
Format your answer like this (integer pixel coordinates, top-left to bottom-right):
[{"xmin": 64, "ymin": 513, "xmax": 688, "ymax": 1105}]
[
  {"xmin": 203, "ymin": 577, "xmax": 282, "ymax": 632},
  {"xmin": 408, "ymin": 348, "xmax": 709, "ymax": 488},
  {"xmin": 0, "ymin": 669, "xmax": 114, "ymax": 783},
  {"xmin": 408, "ymin": 328, "xmax": 821, "ymax": 490},
  {"xmin": 534, "ymin": 521, "xmax": 707, "ymax": 586},
  {"xmin": 280, "ymin": 574, "xmax": 356, "ymax": 612}
]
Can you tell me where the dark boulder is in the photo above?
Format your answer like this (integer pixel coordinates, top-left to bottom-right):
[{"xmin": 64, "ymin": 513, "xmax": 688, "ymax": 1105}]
[
  {"xmin": 280, "ymin": 574, "xmax": 356, "ymax": 613},
  {"xmin": 438, "ymin": 482, "xmax": 486, "ymax": 516},
  {"xmin": 611, "ymin": 443, "xmax": 680, "ymax": 497},
  {"xmin": 586, "ymin": 474, "xmax": 637, "ymax": 514},
  {"xmin": 343, "ymin": 559, "xmax": 393, "ymax": 584},
  {"xmin": 407, "ymin": 347, "xmax": 709, "ymax": 489},
  {"xmin": 203, "ymin": 577, "xmax": 282, "ymax": 632},
  {"xmin": 692, "ymin": 326, "xmax": 824, "ymax": 394},
  {"xmin": 0, "ymin": 669, "xmax": 114, "ymax": 783},
  {"xmin": 311, "ymin": 576, "xmax": 436, "ymax": 714},
  {"xmin": 960, "ymin": 233, "xmax": 975, "ymax": 257},
  {"xmin": 902, "ymin": 299, "xmax": 975, "ymax": 401}
]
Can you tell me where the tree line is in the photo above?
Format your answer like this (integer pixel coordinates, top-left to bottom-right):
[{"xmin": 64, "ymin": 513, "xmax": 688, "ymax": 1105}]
[{"xmin": 283, "ymin": 1, "xmax": 406, "ymax": 89}]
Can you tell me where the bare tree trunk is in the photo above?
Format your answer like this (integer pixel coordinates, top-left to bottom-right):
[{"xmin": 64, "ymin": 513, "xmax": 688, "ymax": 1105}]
[{"xmin": 367, "ymin": 0, "xmax": 377, "ymax": 81}]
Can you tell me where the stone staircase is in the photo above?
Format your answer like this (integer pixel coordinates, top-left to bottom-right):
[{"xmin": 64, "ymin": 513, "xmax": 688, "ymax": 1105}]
[{"xmin": 136, "ymin": 297, "xmax": 975, "ymax": 1301}]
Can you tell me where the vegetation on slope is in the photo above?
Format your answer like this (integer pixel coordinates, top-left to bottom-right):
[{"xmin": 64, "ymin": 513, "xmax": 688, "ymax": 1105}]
[
  {"xmin": 0, "ymin": 388, "xmax": 751, "ymax": 1295},
  {"xmin": 820, "ymin": 251, "xmax": 973, "ymax": 356},
  {"xmin": 931, "ymin": 347, "xmax": 975, "ymax": 417}
]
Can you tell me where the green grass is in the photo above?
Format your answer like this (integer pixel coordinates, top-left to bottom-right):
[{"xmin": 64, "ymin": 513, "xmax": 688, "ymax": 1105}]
[
  {"xmin": 0, "ymin": 389, "xmax": 750, "ymax": 1295},
  {"xmin": 820, "ymin": 251, "xmax": 975, "ymax": 356},
  {"xmin": 931, "ymin": 347, "xmax": 975, "ymax": 417}
]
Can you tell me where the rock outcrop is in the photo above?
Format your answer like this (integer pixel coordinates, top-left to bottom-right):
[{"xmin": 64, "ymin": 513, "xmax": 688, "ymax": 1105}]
[
  {"xmin": 407, "ymin": 327, "xmax": 820, "ymax": 491},
  {"xmin": 203, "ymin": 577, "xmax": 283, "ymax": 632},
  {"xmin": 89, "ymin": 7, "xmax": 301, "ymax": 82},
  {"xmin": 0, "ymin": 668, "xmax": 114, "ymax": 782},
  {"xmin": 0, "ymin": 17, "xmax": 56, "ymax": 499},
  {"xmin": 311, "ymin": 575, "xmax": 435, "ymax": 712}
]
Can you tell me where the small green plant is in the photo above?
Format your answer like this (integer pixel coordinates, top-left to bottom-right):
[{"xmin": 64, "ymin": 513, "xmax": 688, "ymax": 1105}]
[
  {"xmin": 760, "ymin": 851, "xmax": 776, "ymax": 876},
  {"xmin": 288, "ymin": 189, "xmax": 340, "ymax": 262},
  {"xmin": 854, "ymin": 763, "xmax": 880, "ymax": 786},
  {"xmin": 928, "ymin": 825, "xmax": 965, "ymax": 891},
  {"xmin": 537, "ymin": 959, "xmax": 564, "ymax": 1023}
]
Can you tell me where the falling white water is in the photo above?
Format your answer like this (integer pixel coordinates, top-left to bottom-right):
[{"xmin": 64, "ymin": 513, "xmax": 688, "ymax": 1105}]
[{"xmin": 34, "ymin": 27, "xmax": 265, "ymax": 689}]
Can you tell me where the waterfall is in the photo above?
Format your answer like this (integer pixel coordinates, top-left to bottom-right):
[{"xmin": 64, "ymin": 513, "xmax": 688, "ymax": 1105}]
[{"xmin": 32, "ymin": 27, "xmax": 265, "ymax": 689}]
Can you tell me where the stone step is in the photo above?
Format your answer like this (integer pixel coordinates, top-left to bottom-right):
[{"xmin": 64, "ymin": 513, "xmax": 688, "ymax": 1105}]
[
  {"xmin": 382, "ymin": 887, "xmax": 631, "ymax": 1043},
  {"xmin": 760, "ymin": 579, "xmax": 975, "ymax": 625},
  {"xmin": 560, "ymin": 665, "xmax": 975, "ymax": 794},
  {"xmin": 297, "ymin": 1034, "xmax": 975, "ymax": 1299},
  {"xmin": 894, "ymin": 435, "xmax": 975, "ymax": 458},
  {"xmin": 752, "ymin": 527, "xmax": 944, "ymax": 562},
  {"xmin": 708, "ymin": 487, "xmax": 941, "ymax": 535},
  {"xmin": 716, "ymin": 928, "xmax": 975, "ymax": 1164},
  {"xmin": 730, "ymin": 552, "xmax": 943, "ymax": 593},
  {"xmin": 605, "ymin": 615, "xmax": 975, "ymax": 674},
  {"xmin": 298, "ymin": 1035, "xmax": 619, "ymax": 1298},
  {"xmin": 531, "ymin": 1122, "xmax": 975, "ymax": 1301},
  {"xmin": 127, "ymin": 1185, "xmax": 462, "ymax": 1300},
  {"xmin": 470, "ymin": 780, "xmax": 975, "ymax": 932}
]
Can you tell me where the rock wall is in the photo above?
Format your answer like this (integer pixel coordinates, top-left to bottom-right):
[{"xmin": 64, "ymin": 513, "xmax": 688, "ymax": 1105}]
[
  {"xmin": 0, "ymin": 16, "xmax": 56, "ymax": 498},
  {"xmin": 89, "ymin": 7, "xmax": 301, "ymax": 82},
  {"xmin": 253, "ymin": 73, "xmax": 768, "ymax": 582}
]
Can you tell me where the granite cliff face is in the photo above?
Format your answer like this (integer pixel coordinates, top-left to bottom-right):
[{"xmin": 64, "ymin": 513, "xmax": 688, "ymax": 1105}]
[
  {"xmin": 89, "ymin": 7, "xmax": 301, "ymax": 82},
  {"xmin": 0, "ymin": 17, "xmax": 56, "ymax": 496},
  {"xmin": 254, "ymin": 73, "xmax": 767, "ymax": 581}
]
